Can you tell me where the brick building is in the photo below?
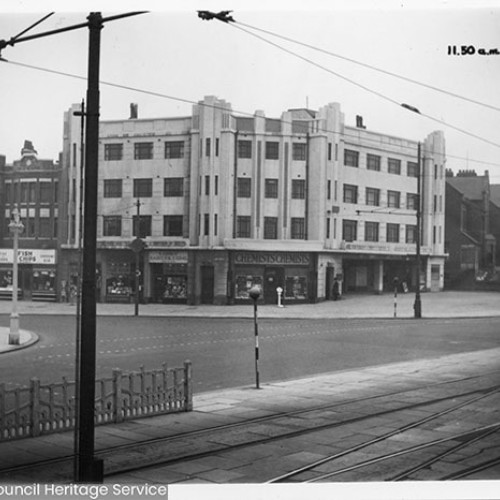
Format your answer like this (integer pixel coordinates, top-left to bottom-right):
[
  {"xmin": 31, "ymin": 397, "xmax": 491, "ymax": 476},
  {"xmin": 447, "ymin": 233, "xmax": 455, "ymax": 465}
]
[{"xmin": 0, "ymin": 141, "xmax": 61, "ymax": 301}]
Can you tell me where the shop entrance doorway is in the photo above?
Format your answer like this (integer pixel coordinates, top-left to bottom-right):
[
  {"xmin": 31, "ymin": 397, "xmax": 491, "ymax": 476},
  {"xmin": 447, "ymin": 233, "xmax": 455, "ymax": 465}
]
[
  {"xmin": 201, "ymin": 265, "xmax": 214, "ymax": 304},
  {"xmin": 264, "ymin": 267, "xmax": 284, "ymax": 304}
]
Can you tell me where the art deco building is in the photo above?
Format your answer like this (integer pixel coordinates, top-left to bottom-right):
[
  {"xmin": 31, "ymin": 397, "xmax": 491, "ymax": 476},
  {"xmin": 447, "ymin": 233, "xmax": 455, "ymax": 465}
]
[{"xmin": 59, "ymin": 97, "xmax": 446, "ymax": 304}]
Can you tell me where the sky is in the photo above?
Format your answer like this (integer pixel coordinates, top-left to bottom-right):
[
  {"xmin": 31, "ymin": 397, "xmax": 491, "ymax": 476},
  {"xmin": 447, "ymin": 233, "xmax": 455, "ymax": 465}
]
[{"xmin": 0, "ymin": 0, "xmax": 500, "ymax": 182}]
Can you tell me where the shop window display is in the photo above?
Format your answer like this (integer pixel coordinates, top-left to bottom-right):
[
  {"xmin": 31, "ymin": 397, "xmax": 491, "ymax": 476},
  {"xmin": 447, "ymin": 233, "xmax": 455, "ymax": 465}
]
[
  {"xmin": 0, "ymin": 270, "xmax": 13, "ymax": 290},
  {"xmin": 285, "ymin": 276, "xmax": 307, "ymax": 300},
  {"xmin": 32, "ymin": 269, "xmax": 56, "ymax": 292},
  {"xmin": 235, "ymin": 275, "xmax": 263, "ymax": 299},
  {"xmin": 162, "ymin": 276, "xmax": 187, "ymax": 300}
]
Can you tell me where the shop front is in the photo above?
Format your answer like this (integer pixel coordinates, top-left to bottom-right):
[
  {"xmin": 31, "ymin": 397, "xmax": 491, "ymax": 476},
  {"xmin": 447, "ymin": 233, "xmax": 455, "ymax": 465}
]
[
  {"xmin": 0, "ymin": 248, "xmax": 57, "ymax": 301},
  {"xmin": 148, "ymin": 249, "xmax": 188, "ymax": 303},
  {"xmin": 98, "ymin": 248, "xmax": 137, "ymax": 304},
  {"xmin": 230, "ymin": 251, "xmax": 315, "ymax": 304}
]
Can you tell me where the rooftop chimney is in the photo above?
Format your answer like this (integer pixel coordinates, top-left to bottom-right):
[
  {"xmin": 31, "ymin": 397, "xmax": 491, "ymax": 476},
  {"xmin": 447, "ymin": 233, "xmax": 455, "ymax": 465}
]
[
  {"xmin": 355, "ymin": 115, "xmax": 366, "ymax": 129},
  {"xmin": 130, "ymin": 103, "xmax": 138, "ymax": 119}
]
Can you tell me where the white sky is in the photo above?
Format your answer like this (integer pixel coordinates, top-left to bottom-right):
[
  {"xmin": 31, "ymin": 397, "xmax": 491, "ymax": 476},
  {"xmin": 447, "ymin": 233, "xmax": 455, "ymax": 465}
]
[{"xmin": 0, "ymin": 0, "xmax": 500, "ymax": 182}]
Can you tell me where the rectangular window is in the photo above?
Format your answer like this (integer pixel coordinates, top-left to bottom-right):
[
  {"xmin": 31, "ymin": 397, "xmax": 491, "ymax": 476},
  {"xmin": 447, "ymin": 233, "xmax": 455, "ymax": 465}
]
[
  {"xmin": 39, "ymin": 218, "xmax": 52, "ymax": 238},
  {"xmin": 365, "ymin": 221, "xmax": 379, "ymax": 242},
  {"xmin": 104, "ymin": 179, "xmax": 122, "ymax": 198},
  {"xmin": 265, "ymin": 141, "xmax": 279, "ymax": 160},
  {"xmin": 367, "ymin": 154, "xmax": 381, "ymax": 171},
  {"xmin": 434, "ymin": 195, "xmax": 437, "ymax": 212},
  {"xmin": 165, "ymin": 141, "xmax": 184, "ymax": 159},
  {"xmin": 387, "ymin": 190, "xmax": 401, "ymax": 208},
  {"xmin": 237, "ymin": 216, "xmax": 251, "ymax": 238},
  {"xmin": 204, "ymin": 213, "xmax": 209, "ymax": 235},
  {"xmin": 328, "ymin": 143, "xmax": 332, "ymax": 161},
  {"xmin": 205, "ymin": 175, "xmax": 210, "ymax": 195},
  {"xmin": 132, "ymin": 215, "xmax": 152, "ymax": 237},
  {"xmin": 134, "ymin": 142, "xmax": 153, "ymax": 160},
  {"xmin": 264, "ymin": 217, "xmax": 278, "ymax": 239},
  {"xmin": 237, "ymin": 140, "xmax": 252, "ymax": 159},
  {"xmin": 386, "ymin": 223, "xmax": 400, "ymax": 243},
  {"xmin": 104, "ymin": 143, "xmax": 123, "ymax": 161},
  {"xmin": 215, "ymin": 175, "xmax": 218, "ymax": 195},
  {"xmin": 163, "ymin": 215, "xmax": 183, "ymax": 236},
  {"xmin": 344, "ymin": 149, "xmax": 359, "ymax": 167},
  {"xmin": 434, "ymin": 164, "xmax": 438, "ymax": 180},
  {"xmin": 265, "ymin": 178, "xmax": 278, "ymax": 198},
  {"xmin": 39, "ymin": 182, "xmax": 52, "ymax": 204},
  {"xmin": 327, "ymin": 180, "xmax": 331, "ymax": 200},
  {"xmin": 342, "ymin": 220, "xmax": 357, "ymax": 242},
  {"xmin": 407, "ymin": 161, "xmax": 418, "ymax": 177},
  {"xmin": 292, "ymin": 179, "xmax": 306, "ymax": 199},
  {"xmin": 214, "ymin": 213, "xmax": 218, "ymax": 236},
  {"xmin": 406, "ymin": 193, "xmax": 418, "ymax": 210},
  {"xmin": 205, "ymin": 138, "xmax": 211, "ymax": 157},
  {"xmin": 406, "ymin": 224, "xmax": 417, "ymax": 243},
  {"xmin": 365, "ymin": 187, "xmax": 380, "ymax": 206},
  {"xmin": 216, "ymin": 138, "xmax": 219, "ymax": 157},
  {"xmin": 291, "ymin": 217, "xmax": 306, "ymax": 239},
  {"xmin": 292, "ymin": 143, "xmax": 306, "ymax": 161},
  {"xmin": 343, "ymin": 184, "xmax": 358, "ymax": 204},
  {"xmin": 133, "ymin": 178, "xmax": 153, "ymax": 198},
  {"xmin": 326, "ymin": 218, "xmax": 330, "ymax": 239},
  {"xmin": 164, "ymin": 177, "xmax": 183, "ymax": 197},
  {"xmin": 237, "ymin": 177, "xmax": 252, "ymax": 198},
  {"xmin": 388, "ymin": 158, "xmax": 401, "ymax": 175},
  {"xmin": 103, "ymin": 216, "xmax": 122, "ymax": 237}
]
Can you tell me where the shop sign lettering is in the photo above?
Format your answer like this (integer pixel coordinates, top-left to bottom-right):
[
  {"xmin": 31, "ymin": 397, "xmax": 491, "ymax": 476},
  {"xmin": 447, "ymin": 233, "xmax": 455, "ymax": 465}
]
[
  {"xmin": 234, "ymin": 252, "xmax": 310, "ymax": 265},
  {"xmin": 148, "ymin": 251, "xmax": 188, "ymax": 263},
  {"xmin": 0, "ymin": 249, "xmax": 56, "ymax": 264}
]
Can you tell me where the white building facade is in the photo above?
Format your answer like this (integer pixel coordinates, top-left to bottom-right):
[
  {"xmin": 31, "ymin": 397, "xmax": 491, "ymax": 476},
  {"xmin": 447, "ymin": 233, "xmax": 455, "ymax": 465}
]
[{"xmin": 59, "ymin": 97, "xmax": 446, "ymax": 304}]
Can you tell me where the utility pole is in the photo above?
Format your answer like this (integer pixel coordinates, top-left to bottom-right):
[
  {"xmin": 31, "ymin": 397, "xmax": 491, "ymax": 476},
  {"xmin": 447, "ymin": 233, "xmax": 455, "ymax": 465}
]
[
  {"xmin": 414, "ymin": 142, "xmax": 422, "ymax": 319},
  {"xmin": 77, "ymin": 12, "xmax": 103, "ymax": 483}
]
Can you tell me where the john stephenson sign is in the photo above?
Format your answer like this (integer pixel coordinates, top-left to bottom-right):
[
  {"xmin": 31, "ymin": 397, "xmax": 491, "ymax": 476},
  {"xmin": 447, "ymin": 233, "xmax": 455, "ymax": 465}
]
[{"xmin": 234, "ymin": 251, "xmax": 310, "ymax": 266}]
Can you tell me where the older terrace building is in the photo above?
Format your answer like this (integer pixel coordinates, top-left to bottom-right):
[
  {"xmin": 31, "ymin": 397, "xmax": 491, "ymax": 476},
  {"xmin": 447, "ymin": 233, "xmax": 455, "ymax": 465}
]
[
  {"xmin": 0, "ymin": 141, "xmax": 61, "ymax": 301},
  {"xmin": 59, "ymin": 97, "xmax": 446, "ymax": 305}
]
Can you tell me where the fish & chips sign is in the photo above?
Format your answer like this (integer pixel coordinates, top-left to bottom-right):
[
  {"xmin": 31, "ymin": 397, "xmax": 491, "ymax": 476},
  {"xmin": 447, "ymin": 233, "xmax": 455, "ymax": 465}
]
[{"xmin": 0, "ymin": 249, "xmax": 56, "ymax": 265}]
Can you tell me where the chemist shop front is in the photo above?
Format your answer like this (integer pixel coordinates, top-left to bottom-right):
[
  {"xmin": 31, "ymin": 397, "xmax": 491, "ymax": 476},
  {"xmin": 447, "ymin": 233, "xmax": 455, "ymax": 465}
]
[
  {"xmin": 229, "ymin": 251, "xmax": 316, "ymax": 304},
  {"xmin": 0, "ymin": 248, "xmax": 57, "ymax": 301}
]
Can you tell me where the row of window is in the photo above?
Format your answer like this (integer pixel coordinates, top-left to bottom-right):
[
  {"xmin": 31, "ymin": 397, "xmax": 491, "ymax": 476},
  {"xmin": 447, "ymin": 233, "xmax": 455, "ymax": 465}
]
[
  {"xmin": 4, "ymin": 217, "xmax": 58, "ymax": 239},
  {"xmin": 237, "ymin": 178, "xmax": 306, "ymax": 199},
  {"xmin": 233, "ymin": 216, "xmax": 306, "ymax": 239},
  {"xmin": 237, "ymin": 140, "xmax": 308, "ymax": 161},
  {"xmin": 342, "ymin": 220, "xmax": 417, "ymax": 244},
  {"xmin": 3, "ymin": 181, "xmax": 59, "ymax": 205},
  {"xmin": 344, "ymin": 149, "xmax": 419, "ymax": 177},
  {"xmin": 103, "ymin": 215, "xmax": 183, "ymax": 238},
  {"xmin": 104, "ymin": 141, "xmax": 186, "ymax": 161},
  {"xmin": 104, "ymin": 178, "xmax": 184, "ymax": 198},
  {"xmin": 343, "ymin": 185, "xmax": 420, "ymax": 209}
]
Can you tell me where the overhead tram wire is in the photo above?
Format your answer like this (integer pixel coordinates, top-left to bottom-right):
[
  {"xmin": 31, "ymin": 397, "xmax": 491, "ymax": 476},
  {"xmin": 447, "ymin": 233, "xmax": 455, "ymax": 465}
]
[
  {"xmin": 235, "ymin": 19, "xmax": 500, "ymax": 114},
  {"xmin": 1, "ymin": 58, "xmax": 499, "ymax": 170},
  {"xmin": 227, "ymin": 22, "xmax": 500, "ymax": 151}
]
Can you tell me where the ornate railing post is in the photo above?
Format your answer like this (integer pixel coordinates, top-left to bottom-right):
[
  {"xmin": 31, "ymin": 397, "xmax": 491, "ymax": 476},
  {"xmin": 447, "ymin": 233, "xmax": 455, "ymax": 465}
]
[
  {"xmin": 30, "ymin": 378, "xmax": 40, "ymax": 437},
  {"xmin": 184, "ymin": 360, "xmax": 193, "ymax": 411},
  {"xmin": 112, "ymin": 369, "xmax": 123, "ymax": 423}
]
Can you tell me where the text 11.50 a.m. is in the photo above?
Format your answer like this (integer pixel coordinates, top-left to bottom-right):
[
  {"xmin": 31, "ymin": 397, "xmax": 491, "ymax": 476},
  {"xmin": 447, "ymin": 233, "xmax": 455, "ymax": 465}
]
[{"xmin": 448, "ymin": 45, "xmax": 499, "ymax": 55}]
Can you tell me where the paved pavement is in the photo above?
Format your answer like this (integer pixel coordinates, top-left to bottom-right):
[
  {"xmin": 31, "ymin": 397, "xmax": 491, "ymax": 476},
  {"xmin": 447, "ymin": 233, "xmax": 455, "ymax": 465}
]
[{"xmin": 0, "ymin": 290, "xmax": 499, "ymax": 492}]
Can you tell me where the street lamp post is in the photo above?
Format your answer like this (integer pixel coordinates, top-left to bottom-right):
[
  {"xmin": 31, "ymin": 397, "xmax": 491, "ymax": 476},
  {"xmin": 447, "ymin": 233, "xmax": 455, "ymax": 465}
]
[
  {"xmin": 249, "ymin": 285, "xmax": 261, "ymax": 389},
  {"xmin": 8, "ymin": 205, "xmax": 24, "ymax": 345}
]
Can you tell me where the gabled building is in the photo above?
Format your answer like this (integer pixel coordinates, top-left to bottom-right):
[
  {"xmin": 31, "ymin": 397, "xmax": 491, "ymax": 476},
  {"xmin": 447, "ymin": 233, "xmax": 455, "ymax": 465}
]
[
  {"xmin": 445, "ymin": 169, "xmax": 496, "ymax": 287},
  {"xmin": 0, "ymin": 141, "xmax": 61, "ymax": 300},
  {"xmin": 59, "ymin": 97, "xmax": 447, "ymax": 305}
]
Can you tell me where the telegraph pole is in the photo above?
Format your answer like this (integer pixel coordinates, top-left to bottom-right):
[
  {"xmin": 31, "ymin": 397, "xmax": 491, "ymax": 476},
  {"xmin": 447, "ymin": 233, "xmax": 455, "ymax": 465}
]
[
  {"xmin": 77, "ymin": 12, "xmax": 103, "ymax": 483},
  {"xmin": 414, "ymin": 142, "xmax": 422, "ymax": 318}
]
